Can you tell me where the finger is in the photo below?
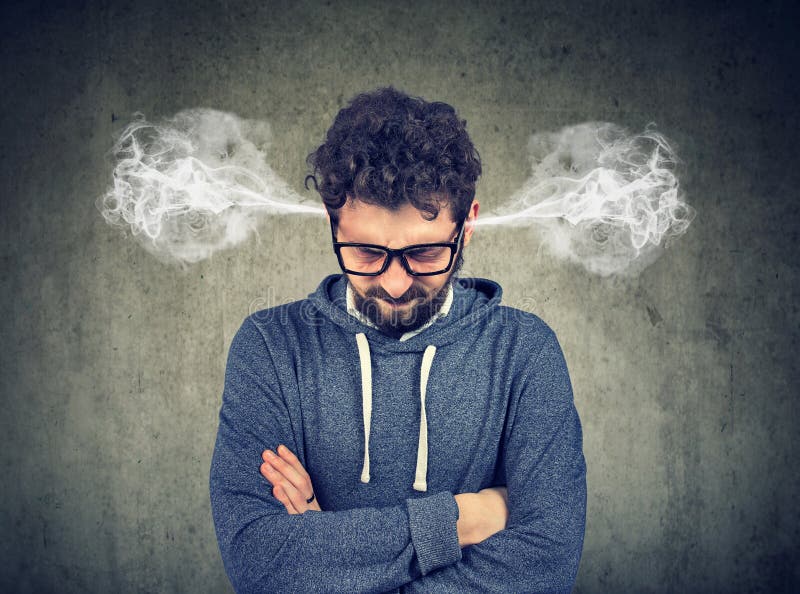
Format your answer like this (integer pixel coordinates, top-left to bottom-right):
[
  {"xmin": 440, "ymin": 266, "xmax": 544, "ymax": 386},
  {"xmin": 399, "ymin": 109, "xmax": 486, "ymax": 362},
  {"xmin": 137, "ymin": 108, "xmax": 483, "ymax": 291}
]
[
  {"xmin": 262, "ymin": 450, "xmax": 312, "ymax": 500},
  {"xmin": 261, "ymin": 464, "xmax": 301, "ymax": 514},
  {"xmin": 272, "ymin": 470, "xmax": 310, "ymax": 513},
  {"xmin": 260, "ymin": 456, "xmax": 283, "ymax": 479},
  {"xmin": 260, "ymin": 461, "xmax": 281, "ymax": 487},
  {"xmin": 276, "ymin": 445, "xmax": 312, "ymax": 482},
  {"xmin": 276, "ymin": 446, "xmax": 319, "ymax": 509},
  {"xmin": 273, "ymin": 484, "xmax": 299, "ymax": 514},
  {"xmin": 260, "ymin": 459, "xmax": 311, "ymax": 513},
  {"xmin": 260, "ymin": 461, "xmax": 295, "ymax": 496},
  {"xmin": 261, "ymin": 461, "xmax": 323, "ymax": 513}
]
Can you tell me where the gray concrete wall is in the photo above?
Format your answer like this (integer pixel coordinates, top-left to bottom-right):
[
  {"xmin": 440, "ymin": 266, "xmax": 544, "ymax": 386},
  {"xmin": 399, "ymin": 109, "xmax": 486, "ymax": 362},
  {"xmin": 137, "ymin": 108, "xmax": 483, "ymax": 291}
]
[{"xmin": 1, "ymin": 1, "xmax": 797, "ymax": 592}]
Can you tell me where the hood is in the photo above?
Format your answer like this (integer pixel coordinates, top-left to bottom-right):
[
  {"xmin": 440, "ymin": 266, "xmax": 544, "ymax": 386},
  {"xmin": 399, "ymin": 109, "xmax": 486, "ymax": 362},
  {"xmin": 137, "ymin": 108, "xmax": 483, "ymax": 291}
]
[{"xmin": 306, "ymin": 274, "xmax": 503, "ymax": 492}]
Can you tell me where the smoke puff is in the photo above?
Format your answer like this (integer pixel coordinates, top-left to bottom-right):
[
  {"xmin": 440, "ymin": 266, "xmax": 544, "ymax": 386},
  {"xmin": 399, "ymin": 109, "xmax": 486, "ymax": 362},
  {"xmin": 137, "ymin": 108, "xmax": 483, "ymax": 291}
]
[
  {"xmin": 478, "ymin": 122, "xmax": 696, "ymax": 276},
  {"xmin": 96, "ymin": 109, "xmax": 324, "ymax": 266}
]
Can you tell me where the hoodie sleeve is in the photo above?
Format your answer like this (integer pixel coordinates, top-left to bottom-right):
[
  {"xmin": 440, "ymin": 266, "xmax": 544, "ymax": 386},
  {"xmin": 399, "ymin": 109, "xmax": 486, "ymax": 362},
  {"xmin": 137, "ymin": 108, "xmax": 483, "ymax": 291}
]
[
  {"xmin": 400, "ymin": 329, "xmax": 587, "ymax": 594},
  {"xmin": 209, "ymin": 317, "xmax": 462, "ymax": 594}
]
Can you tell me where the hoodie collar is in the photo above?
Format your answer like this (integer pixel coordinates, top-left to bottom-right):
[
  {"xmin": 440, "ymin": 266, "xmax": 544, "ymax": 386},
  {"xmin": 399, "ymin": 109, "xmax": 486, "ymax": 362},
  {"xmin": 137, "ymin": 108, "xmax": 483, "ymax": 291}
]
[{"xmin": 308, "ymin": 274, "xmax": 503, "ymax": 353}]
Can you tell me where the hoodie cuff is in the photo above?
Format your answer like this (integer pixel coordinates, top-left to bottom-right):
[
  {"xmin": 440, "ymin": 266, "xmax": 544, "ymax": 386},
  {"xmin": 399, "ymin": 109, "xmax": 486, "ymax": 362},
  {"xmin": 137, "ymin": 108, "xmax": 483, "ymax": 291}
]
[{"xmin": 405, "ymin": 491, "xmax": 462, "ymax": 576}]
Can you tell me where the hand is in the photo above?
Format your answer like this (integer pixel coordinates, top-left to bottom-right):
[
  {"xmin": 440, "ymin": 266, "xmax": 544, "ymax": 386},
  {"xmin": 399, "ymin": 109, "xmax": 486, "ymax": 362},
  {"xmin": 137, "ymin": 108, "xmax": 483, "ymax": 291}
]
[
  {"xmin": 454, "ymin": 486, "xmax": 509, "ymax": 547},
  {"xmin": 260, "ymin": 444, "xmax": 323, "ymax": 514}
]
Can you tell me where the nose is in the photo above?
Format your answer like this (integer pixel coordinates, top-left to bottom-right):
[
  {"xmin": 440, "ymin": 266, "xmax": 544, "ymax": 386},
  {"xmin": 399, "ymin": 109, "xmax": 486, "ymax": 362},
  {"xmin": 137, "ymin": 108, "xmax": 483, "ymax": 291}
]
[{"xmin": 380, "ymin": 255, "xmax": 414, "ymax": 299}]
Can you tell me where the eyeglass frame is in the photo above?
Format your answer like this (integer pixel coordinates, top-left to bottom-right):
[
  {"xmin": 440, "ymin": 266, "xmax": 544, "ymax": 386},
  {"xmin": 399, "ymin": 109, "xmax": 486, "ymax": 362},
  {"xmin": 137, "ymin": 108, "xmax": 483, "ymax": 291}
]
[{"xmin": 329, "ymin": 215, "xmax": 467, "ymax": 277}]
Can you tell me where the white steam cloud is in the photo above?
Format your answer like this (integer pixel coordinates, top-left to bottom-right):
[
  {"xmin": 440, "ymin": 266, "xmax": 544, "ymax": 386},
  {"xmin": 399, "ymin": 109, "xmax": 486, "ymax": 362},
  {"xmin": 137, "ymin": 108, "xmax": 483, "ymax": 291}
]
[
  {"xmin": 96, "ymin": 109, "xmax": 324, "ymax": 266},
  {"xmin": 477, "ymin": 122, "xmax": 696, "ymax": 276},
  {"xmin": 98, "ymin": 111, "xmax": 695, "ymax": 276}
]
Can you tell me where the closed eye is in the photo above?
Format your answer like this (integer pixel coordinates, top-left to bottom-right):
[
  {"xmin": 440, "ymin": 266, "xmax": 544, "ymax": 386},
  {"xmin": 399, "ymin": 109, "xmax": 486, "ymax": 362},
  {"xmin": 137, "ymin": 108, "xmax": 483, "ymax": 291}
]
[
  {"xmin": 405, "ymin": 246, "xmax": 447, "ymax": 261},
  {"xmin": 355, "ymin": 247, "xmax": 385, "ymax": 259}
]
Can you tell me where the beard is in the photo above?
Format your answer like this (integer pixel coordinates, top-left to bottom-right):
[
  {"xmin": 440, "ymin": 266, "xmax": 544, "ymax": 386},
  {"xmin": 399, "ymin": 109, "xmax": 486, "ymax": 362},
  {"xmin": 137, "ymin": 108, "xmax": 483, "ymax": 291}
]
[{"xmin": 351, "ymin": 250, "xmax": 464, "ymax": 338}]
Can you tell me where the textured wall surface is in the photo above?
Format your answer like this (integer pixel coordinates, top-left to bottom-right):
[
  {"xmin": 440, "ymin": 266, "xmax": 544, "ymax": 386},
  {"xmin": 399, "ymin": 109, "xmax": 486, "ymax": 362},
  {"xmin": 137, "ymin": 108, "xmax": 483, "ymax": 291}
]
[{"xmin": 1, "ymin": 1, "xmax": 798, "ymax": 592}]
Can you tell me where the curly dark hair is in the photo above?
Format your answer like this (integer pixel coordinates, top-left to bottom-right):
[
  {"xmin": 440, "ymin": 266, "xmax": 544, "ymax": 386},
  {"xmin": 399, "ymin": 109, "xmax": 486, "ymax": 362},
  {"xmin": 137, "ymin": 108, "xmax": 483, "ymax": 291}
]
[{"xmin": 305, "ymin": 87, "xmax": 482, "ymax": 223}]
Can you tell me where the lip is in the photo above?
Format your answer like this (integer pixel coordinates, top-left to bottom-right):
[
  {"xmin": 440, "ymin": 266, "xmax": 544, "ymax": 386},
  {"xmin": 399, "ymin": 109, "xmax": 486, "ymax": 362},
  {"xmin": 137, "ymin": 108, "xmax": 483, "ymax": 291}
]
[{"xmin": 383, "ymin": 299, "xmax": 411, "ymax": 308}]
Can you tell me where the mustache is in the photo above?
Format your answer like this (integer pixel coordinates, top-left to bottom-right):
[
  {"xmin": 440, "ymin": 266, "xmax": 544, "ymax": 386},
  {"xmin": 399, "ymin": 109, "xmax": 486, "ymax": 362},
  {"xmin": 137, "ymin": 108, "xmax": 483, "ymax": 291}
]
[{"xmin": 364, "ymin": 284, "xmax": 428, "ymax": 305}]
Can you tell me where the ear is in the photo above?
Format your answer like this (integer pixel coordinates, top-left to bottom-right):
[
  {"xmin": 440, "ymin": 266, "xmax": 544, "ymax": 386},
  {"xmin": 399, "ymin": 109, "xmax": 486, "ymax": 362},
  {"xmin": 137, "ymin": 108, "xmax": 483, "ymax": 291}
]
[{"xmin": 462, "ymin": 200, "xmax": 480, "ymax": 247}]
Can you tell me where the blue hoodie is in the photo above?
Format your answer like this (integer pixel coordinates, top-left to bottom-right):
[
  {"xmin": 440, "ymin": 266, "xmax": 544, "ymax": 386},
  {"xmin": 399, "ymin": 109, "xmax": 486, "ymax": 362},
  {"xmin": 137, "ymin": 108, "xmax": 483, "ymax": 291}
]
[{"xmin": 209, "ymin": 274, "xmax": 586, "ymax": 593}]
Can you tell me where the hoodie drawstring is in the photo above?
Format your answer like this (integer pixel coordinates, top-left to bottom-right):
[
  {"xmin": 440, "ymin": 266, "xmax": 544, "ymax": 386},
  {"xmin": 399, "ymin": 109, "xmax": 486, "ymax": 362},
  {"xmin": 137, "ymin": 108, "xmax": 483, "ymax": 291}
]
[
  {"xmin": 355, "ymin": 333, "xmax": 373, "ymax": 484},
  {"xmin": 355, "ymin": 332, "xmax": 437, "ymax": 492},
  {"xmin": 414, "ymin": 344, "xmax": 437, "ymax": 492}
]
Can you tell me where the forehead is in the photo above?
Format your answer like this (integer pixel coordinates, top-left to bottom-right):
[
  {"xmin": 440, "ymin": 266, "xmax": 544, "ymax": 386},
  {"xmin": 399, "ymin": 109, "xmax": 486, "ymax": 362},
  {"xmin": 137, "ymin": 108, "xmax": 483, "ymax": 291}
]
[{"xmin": 335, "ymin": 199, "xmax": 456, "ymax": 246}]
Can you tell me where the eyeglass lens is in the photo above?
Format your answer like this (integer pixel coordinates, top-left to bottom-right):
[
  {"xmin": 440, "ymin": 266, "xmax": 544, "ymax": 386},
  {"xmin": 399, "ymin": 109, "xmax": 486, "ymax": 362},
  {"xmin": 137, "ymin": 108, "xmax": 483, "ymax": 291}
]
[{"xmin": 338, "ymin": 245, "xmax": 453, "ymax": 274}]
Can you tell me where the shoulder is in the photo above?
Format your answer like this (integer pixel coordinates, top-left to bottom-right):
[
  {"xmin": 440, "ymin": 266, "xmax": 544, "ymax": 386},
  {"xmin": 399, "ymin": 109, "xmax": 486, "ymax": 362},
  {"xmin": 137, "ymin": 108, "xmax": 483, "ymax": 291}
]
[
  {"xmin": 489, "ymin": 304, "xmax": 559, "ymax": 351},
  {"xmin": 455, "ymin": 276, "xmax": 559, "ymax": 350},
  {"xmin": 229, "ymin": 296, "xmax": 322, "ymax": 352},
  {"xmin": 483, "ymin": 306, "xmax": 574, "ymax": 392},
  {"xmin": 247, "ymin": 298, "xmax": 315, "ymax": 329}
]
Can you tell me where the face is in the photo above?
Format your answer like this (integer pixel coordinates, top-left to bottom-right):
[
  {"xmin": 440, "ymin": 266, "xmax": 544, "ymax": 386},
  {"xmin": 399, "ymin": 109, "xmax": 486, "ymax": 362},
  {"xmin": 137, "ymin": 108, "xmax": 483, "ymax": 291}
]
[{"xmin": 332, "ymin": 198, "xmax": 479, "ymax": 338}]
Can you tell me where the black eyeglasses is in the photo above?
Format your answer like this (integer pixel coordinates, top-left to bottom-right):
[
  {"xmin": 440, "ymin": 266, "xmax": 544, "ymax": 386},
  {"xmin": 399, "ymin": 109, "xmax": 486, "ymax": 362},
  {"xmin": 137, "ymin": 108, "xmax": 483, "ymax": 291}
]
[{"xmin": 330, "ymin": 217, "xmax": 466, "ymax": 276}]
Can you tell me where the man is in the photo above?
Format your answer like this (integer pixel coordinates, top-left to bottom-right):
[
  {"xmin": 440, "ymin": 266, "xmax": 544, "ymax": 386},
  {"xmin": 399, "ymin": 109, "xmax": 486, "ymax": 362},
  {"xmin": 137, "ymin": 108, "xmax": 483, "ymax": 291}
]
[{"xmin": 209, "ymin": 87, "xmax": 587, "ymax": 593}]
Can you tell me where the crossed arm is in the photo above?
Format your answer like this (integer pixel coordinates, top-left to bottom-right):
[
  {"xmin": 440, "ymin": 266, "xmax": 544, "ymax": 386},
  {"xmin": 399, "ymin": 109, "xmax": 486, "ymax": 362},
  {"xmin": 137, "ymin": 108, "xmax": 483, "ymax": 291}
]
[{"xmin": 259, "ymin": 445, "xmax": 510, "ymax": 548}]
